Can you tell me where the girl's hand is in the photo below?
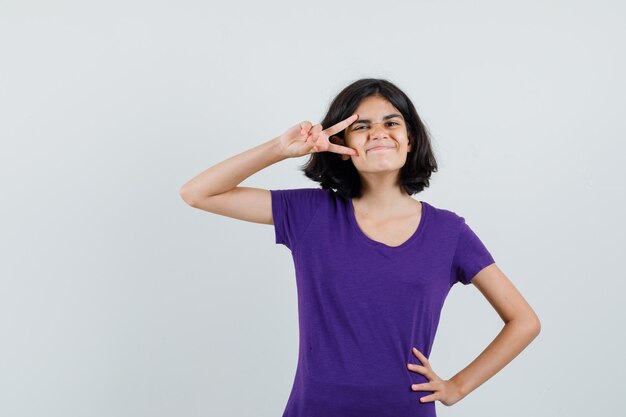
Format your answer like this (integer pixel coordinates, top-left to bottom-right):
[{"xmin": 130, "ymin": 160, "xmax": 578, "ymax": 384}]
[
  {"xmin": 407, "ymin": 347, "xmax": 464, "ymax": 407},
  {"xmin": 278, "ymin": 114, "xmax": 359, "ymax": 158}
]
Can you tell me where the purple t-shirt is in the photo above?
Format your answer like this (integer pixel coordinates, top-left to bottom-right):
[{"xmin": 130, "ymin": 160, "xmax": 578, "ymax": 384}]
[{"xmin": 270, "ymin": 187, "xmax": 495, "ymax": 417}]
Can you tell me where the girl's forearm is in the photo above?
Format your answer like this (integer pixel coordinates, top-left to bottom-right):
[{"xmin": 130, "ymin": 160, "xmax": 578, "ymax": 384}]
[
  {"xmin": 449, "ymin": 318, "xmax": 540, "ymax": 400},
  {"xmin": 179, "ymin": 136, "xmax": 287, "ymax": 200}
]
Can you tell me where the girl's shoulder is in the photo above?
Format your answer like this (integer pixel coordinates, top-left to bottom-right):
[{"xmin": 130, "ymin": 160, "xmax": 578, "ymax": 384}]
[{"xmin": 422, "ymin": 200, "xmax": 465, "ymax": 226}]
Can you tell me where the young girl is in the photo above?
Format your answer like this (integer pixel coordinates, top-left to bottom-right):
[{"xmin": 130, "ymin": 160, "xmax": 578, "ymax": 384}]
[{"xmin": 180, "ymin": 78, "xmax": 541, "ymax": 417}]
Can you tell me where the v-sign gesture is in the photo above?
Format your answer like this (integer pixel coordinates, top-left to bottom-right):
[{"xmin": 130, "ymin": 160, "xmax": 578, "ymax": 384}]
[{"xmin": 279, "ymin": 114, "xmax": 359, "ymax": 158}]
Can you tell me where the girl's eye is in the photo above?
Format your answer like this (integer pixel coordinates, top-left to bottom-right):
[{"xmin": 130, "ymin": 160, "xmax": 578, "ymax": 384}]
[{"xmin": 354, "ymin": 121, "xmax": 398, "ymax": 130}]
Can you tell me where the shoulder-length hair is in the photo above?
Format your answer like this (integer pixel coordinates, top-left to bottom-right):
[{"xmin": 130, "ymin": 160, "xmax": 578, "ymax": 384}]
[{"xmin": 300, "ymin": 78, "xmax": 438, "ymax": 201}]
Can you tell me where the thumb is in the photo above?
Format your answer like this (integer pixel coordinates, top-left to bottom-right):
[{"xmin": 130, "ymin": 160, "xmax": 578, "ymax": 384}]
[
  {"xmin": 305, "ymin": 123, "xmax": 324, "ymax": 144},
  {"xmin": 300, "ymin": 121, "xmax": 313, "ymax": 136},
  {"xmin": 311, "ymin": 123, "xmax": 323, "ymax": 134}
]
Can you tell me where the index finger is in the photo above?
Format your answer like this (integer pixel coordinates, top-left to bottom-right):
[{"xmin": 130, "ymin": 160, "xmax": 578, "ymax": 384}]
[
  {"xmin": 322, "ymin": 113, "xmax": 359, "ymax": 137},
  {"xmin": 412, "ymin": 347, "xmax": 429, "ymax": 366}
]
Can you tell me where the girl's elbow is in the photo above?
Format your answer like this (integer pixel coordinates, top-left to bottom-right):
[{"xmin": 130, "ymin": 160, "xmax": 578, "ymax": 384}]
[
  {"xmin": 532, "ymin": 316, "xmax": 541, "ymax": 336},
  {"xmin": 511, "ymin": 313, "xmax": 541, "ymax": 337},
  {"xmin": 523, "ymin": 314, "xmax": 541, "ymax": 338}
]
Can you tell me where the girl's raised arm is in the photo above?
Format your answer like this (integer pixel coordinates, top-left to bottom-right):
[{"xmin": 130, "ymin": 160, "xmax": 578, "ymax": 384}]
[{"xmin": 179, "ymin": 115, "xmax": 358, "ymax": 224}]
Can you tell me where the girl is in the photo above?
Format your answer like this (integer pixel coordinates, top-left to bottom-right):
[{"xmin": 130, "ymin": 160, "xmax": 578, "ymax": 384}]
[{"xmin": 180, "ymin": 78, "xmax": 540, "ymax": 417}]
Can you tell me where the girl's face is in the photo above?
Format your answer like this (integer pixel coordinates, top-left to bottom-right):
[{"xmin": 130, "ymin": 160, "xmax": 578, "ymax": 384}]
[{"xmin": 339, "ymin": 95, "xmax": 412, "ymax": 173}]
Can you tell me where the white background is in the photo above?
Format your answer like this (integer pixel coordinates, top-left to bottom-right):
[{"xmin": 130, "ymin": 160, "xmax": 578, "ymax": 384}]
[{"xmin": 1, "ymin": 1, "xmax": 624, "ymax": 416}]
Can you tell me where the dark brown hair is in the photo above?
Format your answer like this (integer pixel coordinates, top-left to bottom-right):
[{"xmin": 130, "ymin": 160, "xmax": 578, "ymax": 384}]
[{"xmin": 299, "ymin": 78, "xmax": 438, "ymax": 200}]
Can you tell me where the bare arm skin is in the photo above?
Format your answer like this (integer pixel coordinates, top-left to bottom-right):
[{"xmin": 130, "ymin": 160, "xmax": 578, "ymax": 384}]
[
  {"xmin": 179, "ymin": 114, "xmax": 359, "ymax": 225},
  {"xmin": 407, "ymin": 263, "xmax": 541, "ymax": 406},
  {"xmin": 179, "ymin": 136, "xmax": 286, "ymax": 224},
  {"xmin": 448, "ymin": 264, "xmax": 541, "ymax": 400}
]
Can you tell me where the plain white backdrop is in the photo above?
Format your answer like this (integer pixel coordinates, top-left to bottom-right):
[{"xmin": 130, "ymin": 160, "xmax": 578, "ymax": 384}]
[{"xmin": 1, "ymin": 1, "xmax": 624, "ymax": 416}]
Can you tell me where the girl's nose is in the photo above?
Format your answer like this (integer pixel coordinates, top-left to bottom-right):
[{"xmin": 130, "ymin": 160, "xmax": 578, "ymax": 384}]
[{"xmin": 370, "ymin": 123, "xmax": 388, "ymax": 138}]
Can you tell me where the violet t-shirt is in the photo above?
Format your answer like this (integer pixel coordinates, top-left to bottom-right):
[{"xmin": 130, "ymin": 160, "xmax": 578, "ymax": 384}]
[{"xmin": 270, "ymin": 187, "xmax": 495, "ymax": 417}]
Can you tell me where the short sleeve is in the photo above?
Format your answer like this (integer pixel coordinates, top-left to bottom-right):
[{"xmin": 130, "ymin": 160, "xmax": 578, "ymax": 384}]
[
  {"xmin": 270, "ymin": 187, "xmax": 325, "ymax": 252},
  {"xmin": 450, "ymin": 217, "xmax": 496, "ymax": 286}
]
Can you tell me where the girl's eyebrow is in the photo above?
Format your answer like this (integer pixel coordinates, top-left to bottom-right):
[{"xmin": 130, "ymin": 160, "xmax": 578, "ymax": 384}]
[{"xmin": 353, "ymin": 113, "xmax": 403, "ymax": 124}]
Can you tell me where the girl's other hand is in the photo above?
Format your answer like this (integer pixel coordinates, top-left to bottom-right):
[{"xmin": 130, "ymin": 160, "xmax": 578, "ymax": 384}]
[
  {"xmin": 279, "ymin": 114, "xmax": 359, "ymax": 158},
  {"xmin": 407, "ymin": 347, "xmax": 464, "ymax": 407}
]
